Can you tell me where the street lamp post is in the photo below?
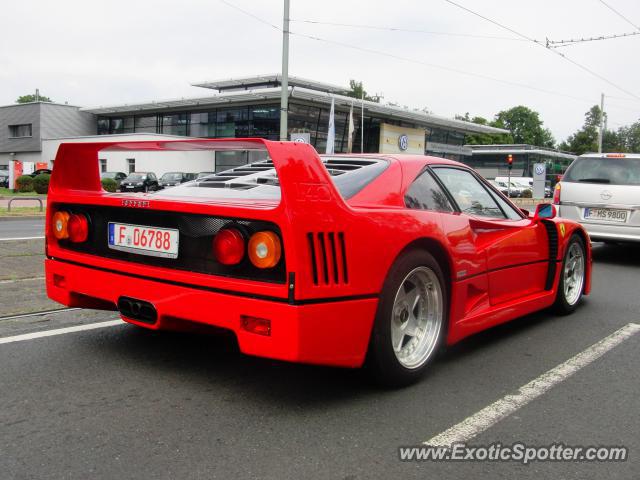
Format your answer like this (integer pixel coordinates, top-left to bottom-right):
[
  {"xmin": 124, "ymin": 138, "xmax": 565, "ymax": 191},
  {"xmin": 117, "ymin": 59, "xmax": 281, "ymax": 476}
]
[{"xmin": 279, "ymin": 0, "xmax": 290, "ymax": 141}]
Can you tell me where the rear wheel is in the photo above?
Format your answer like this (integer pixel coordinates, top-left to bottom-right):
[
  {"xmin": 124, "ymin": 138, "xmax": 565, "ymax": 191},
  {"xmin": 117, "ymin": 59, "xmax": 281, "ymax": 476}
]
[
  {"xmin": 366, "ymin": 250, "xmax": 447, "ymax": 387},
  {"xmin": 553, "ymin": 234, "xmax": 586, "ymax": 314}
]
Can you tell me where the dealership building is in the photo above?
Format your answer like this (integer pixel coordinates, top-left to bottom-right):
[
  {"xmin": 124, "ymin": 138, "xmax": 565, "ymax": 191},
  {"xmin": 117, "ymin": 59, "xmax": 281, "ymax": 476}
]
[
  {"xmin": 82, "ymin": 74, "xmax": 509, "ymax": 170},
  {"xmin": 2, "ymin": 74, "xmax": 541, "ymax": 178}
]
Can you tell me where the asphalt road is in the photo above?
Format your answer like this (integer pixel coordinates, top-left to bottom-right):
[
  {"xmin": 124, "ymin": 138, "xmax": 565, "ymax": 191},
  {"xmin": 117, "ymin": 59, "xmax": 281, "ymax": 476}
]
[
  {"xmin": 0, "ymin": 217, "xmax": 45, "ymax": 240},
  {"xmin": 0, "ymin": 242, "xmax": 638, "ymax": 479}
]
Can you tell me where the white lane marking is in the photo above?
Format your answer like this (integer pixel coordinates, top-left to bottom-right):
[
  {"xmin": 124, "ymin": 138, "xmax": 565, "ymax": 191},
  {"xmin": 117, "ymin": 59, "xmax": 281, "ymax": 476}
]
[
  {"xmin": 425, "ymin": 323, "xmax": 640, "ymax": 447},
  {"xmin": 0, "ymin": 276, "xmax": 45, "ymax": 284},
  {"xmin": 0, "ymin": 308, "xmax": 81, "ymax": 321},
  {"xmin": 0, "ymin": 236, "xmax": 45, "ymax": 241},
  {"xmin": 0, "ymin": 320, "xmax": 123, "ymax": 345}
]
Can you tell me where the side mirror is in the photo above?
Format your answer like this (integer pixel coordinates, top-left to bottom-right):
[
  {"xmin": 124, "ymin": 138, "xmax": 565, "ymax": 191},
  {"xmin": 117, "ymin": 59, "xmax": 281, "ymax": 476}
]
[{"xmin": 534, "ymin": 203, "xmax": 556, "ymax": 220}]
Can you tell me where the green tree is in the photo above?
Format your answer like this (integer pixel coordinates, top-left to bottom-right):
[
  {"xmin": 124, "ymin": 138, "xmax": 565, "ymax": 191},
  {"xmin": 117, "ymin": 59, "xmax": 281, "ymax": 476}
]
[
  {"xmin": 346, "ymin": 80, "xmax": 380, "ymax": 103},
  {"xmin": 17, "ymin": 93, "xmax": 52, "ymax": 103},
  {"xmin": 494, "ymin": 106, "xmax": 555, "ymax": 147},
  {"xmin": 457, "ymin": 114, "xmax": 513, "ymax": 145},
  {"xmin": 561, "ymin": 105, "xmax": 611, "ymax": 155}
]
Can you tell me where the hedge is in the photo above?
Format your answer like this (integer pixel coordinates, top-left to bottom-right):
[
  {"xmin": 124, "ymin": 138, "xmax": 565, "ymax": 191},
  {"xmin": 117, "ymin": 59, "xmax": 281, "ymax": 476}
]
[
  {"xmin": 101, "ymin": 178, "xmax": 118, "ymax": 192},
  {"xmin": 16, "ymin": 175, "xmax": 34, "ymax": 193},
  {"xmin": 33, "ymin": 173, "xmax": 51, "ymax": 194}
]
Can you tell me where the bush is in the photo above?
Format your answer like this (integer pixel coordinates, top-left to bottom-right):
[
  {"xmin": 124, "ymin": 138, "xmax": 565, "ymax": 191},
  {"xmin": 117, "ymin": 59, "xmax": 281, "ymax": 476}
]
[
  {"xmin": 33, "ymin": 173, "xmax": 50, "ymax": 194},
  {"xmin": 16, "ymin": 175, "xmax": 34, "ymax": 193},
  {"xmin": 522, "ymin": 189, "xmax": 533, "ymax": 198},
  {"xmin": 101, "ymin": 178, "xmax": 118, "ymax": 192}
]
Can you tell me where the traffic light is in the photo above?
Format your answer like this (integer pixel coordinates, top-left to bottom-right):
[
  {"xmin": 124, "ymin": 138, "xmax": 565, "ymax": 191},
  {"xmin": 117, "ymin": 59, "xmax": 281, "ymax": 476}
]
[{"xmin": 507, "ymin": 154, "xmax": 513, "ymax": 170}]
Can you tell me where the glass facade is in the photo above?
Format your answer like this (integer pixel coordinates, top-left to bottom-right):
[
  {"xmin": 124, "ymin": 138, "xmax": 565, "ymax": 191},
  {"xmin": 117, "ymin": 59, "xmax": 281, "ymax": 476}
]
[{"xmin": 96, "ymin": 101, "xmax": 473, "ymax": 158}]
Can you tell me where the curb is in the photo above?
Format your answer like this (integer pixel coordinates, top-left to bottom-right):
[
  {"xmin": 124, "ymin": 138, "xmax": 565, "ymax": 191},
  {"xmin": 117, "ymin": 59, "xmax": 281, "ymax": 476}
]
[{"xmin": 0, "ymin": 215, "xmax": 45, "ymax": 222}]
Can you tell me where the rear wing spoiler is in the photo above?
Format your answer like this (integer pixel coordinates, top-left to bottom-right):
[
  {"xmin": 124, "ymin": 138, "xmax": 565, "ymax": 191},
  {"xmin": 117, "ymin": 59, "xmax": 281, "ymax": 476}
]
[{"xmin": 50, "ymin": 138, "xmax": 350, "ymax": 216}]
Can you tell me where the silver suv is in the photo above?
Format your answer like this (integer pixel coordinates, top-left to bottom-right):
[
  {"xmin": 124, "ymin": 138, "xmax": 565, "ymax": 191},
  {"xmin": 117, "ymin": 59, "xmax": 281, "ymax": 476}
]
[{"xmin": 555, "ymin": 153, "xmax": 640, "ymax": 243}]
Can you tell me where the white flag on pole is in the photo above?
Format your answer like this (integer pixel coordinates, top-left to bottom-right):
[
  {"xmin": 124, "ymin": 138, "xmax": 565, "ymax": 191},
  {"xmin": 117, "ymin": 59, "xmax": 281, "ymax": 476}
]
[
  {"xmin": 326, "ymin": 97, "xmax": 335, "ymax": 154},
  {"xmin": 347, "ymin": 102, "xmax": 355, "ymax": 154}
]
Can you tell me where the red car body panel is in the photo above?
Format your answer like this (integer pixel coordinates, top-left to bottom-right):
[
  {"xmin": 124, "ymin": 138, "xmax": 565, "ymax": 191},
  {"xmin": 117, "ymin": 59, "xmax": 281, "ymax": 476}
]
[{"xmin": 45, "ymin": 139, "xmax": 592, "ymax": 367}]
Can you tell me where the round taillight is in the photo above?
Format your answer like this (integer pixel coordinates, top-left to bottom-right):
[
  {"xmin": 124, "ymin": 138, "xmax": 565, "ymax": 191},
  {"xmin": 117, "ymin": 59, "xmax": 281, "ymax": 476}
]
[
  {"xmin": 213, "ymin": 228, "xmax": 245, "ymax": 265},
  {"xmin": 52, "ymin": 211, "xmax": 70, "ymax": 240},
  {"xmin": 248, "ymin": 231, "xmax": 282, "ymax": 269},
  {"xmin": 68, "ymin": 213, "xmax": 89, "ymax": 243}
]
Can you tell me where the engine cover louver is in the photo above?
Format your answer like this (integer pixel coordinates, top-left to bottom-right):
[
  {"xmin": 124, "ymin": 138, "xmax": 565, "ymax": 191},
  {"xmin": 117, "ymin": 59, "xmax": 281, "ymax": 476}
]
[{"xmin": 307, "ymin": 232, "xmax": 348, "ymax": 285}]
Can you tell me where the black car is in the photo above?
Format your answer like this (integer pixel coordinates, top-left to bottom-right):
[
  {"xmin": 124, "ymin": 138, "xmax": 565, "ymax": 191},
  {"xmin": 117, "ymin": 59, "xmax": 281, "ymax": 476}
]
[
  {"xmin": 30, "ymin": 168, "xmax": 52, "ymax": 178},
  {"xmin": 158, "ymin": 172, "xmax": 193, "ymax": 189},
  {"xmin": 119, "ymin": 172, "xmax": 159, "ymax": 192},
  {"xmin": 100, "ymin": 171, "xmax": 127, "ymax": 187},
  {"xmin": 196, "ymin": 171, "xmax": 216, "ymax": 180},
  {"xmin": 0, "ymin": 172, "xmax": 9, "ymax": 188}
]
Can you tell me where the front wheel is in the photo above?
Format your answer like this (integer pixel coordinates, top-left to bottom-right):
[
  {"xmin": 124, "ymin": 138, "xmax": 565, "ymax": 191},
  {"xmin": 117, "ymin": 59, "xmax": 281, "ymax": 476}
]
[
  {"xmin": 366, "ymin": 250, "xmax": 447, "ymax": 387},
  {"xmin": 553, "ymin": 234, "xmax": 586, "ymax": 315}
]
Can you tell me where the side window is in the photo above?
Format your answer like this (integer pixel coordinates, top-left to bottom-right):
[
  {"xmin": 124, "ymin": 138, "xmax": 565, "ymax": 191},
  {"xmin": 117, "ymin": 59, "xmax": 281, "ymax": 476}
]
[
  {"xmin": 405, "ymin": 170, "xmax": 453, "ymax": 212},
  {"xmin": 433, "ymin": 167, "xmax": 506, "ymax": 219},
  {"xmin": 485, "ymin": 185, "xmax": 523, "ymax": 220}
]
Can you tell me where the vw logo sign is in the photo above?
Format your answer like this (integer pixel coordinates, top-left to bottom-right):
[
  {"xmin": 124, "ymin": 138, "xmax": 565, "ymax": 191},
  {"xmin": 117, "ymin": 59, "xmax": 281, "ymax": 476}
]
[
  {"xmin": 535, "ymin": 164, "xmax": 545, "ymax": 176},
  {"xmin": 600, "ymin": 190, "xmax": 613, "ymax": 201},
  {"xmin": 398, "ymin": 134, "xmax": 409, "ymax": 151}
]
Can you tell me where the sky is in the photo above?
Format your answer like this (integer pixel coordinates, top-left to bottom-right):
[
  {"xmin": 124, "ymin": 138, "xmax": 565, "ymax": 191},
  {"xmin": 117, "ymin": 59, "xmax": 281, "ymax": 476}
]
[{"xmin": 1, "ymin": 0, "xmax": 639, "ymax": 142}]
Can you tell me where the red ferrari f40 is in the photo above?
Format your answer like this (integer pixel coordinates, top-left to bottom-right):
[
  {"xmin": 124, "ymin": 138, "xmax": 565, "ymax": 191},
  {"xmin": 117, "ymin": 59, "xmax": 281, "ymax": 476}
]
[{"xmin": 46, "ymin": 139, "xmax": 591, "ymax": 385}]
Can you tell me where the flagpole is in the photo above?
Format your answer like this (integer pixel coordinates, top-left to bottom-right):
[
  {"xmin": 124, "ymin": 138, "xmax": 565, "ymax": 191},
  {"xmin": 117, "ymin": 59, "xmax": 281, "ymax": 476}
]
[{"xmin": 361, "ymin": 87, "xmax": 364, "ymax": 153}]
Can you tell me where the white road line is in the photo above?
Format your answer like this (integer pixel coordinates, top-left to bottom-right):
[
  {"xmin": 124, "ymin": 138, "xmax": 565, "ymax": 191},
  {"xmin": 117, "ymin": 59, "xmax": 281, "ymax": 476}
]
[
  {"xmin": 0, "ymin": 236, "xmax": 45, "ymax": 241},
  {"xmin": 0, "ymin": 320, "xmax": 123, "ymax": 345},
  {"xmin": 425, "ymin": 322, "xmax": 640, "ymax": 447},
  {"xmin": 0, "ymin": 307, "xmax": 81, "ymax": 321},
  {"xmin": 0, "ymin": 276, "xmax": 45, "ymax": 284}
]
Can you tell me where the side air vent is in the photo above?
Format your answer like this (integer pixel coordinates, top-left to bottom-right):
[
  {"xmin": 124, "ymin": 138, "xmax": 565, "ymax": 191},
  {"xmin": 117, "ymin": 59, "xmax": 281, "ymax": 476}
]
[
  {"xmin": 541, "ymin": 220, "xmax": 559, "ymax": 290},
  {"xmin": 307, "ymin": 232, "xmax": 349, "ymax": 285}
]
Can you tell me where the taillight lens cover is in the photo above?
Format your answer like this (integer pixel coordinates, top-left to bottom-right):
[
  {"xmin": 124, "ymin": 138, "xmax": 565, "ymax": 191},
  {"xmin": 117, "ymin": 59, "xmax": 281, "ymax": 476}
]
[
  {"xmin": 52, "ymin": 211, "xmax": 70, "ymax": 239},
  {"xmin": 68, "ymin": 213, "xmax": 89, "ymax": 243},
  {"xmin": 248, "ymin": 231, "xmax": 282, "ymax": 269},
  {"xmin": 553, "ymin": 183, "xmax": 561, "ymax": 205},
  {"xmin": 213, "ymin": 228, "xmax": 245, "ymax": 265}
]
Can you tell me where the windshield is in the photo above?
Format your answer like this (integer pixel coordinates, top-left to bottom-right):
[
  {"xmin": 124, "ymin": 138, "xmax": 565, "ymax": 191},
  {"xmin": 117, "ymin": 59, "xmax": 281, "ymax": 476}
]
[
  {"xmin": 161, "ymin": 173, "xmax": 183, "ymax": 181},
  {"xmin": 563, "ymin": 157, "xmax": 640, "ymax": 185},
  {"xmin": 125, "ymin": 174, "xmax": 145, "ymax": 181}
]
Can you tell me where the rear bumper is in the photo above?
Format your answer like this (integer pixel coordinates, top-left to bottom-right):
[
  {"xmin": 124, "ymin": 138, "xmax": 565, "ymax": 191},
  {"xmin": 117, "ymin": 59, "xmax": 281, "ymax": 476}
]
[
  {"xmin": 45, "ymin": 258, "xmax": 378, "ymax": 368},
  {"xmin": 558, "ymin": 205, "xmax": 640, "ymax": 242}
]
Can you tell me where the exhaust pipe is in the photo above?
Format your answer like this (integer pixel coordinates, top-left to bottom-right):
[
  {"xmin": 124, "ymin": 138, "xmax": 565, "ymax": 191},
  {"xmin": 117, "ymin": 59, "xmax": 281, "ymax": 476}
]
[{"xmin": 117, "ymin": 296, "xmax": 158, "ymax": 325}]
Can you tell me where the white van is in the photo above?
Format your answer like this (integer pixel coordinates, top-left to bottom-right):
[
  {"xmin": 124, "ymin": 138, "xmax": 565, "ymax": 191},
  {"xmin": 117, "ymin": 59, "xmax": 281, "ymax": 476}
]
[{"xmin": 555, "ymin": 153, "xmax": 640, "ymax": 243}]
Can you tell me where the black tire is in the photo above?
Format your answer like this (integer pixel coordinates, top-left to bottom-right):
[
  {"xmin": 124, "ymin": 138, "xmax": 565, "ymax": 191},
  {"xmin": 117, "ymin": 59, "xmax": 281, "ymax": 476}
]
[
  {"xmin": 366, "ymin": 249, "xmax": 448, "ymax": 387},
  {"xmin": 553, "ymin": 234, "xmax": 586, "ymax": 315}
]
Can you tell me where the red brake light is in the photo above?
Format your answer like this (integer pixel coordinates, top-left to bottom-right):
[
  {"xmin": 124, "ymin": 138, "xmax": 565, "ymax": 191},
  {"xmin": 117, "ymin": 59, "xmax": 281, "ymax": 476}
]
[
  {"xmin": 553, "ymin": 183, "xmax": 561, "ymax": 205},
  {"xmin": 606, "ymin": 153, "xmax": 625, "ymax": 158},
  {"xmin": 213, "ymin": 228, "xmax": 245, "ymax": 265},
  {"xmin": 68, "ymin": 213, "xmax": 89, "ymax": 243}
]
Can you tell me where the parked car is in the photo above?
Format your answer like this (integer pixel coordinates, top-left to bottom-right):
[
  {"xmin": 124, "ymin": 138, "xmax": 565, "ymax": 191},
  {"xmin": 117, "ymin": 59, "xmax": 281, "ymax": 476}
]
[
  {"xmin": 119, "ymin": 172, "xmax": 159, "ymax": 192},
  {"xmin": 100, "ymin": 171, "xmax": 127, "ymax": 187},
  {"xmin": 196, "ymin": 171, "xmax": 216, "ymax": 180},
  {"xmin": 45, "ymin": 139, "xmax": 592, "ymax": 386},
  {"xmin": 0, "ymin": 171, "xmax": 9, "ymax": 188},
  {"xmin": 555, "ymin": 153, "xmax": 640, "ymax": 243},
  {"xmin": 158, "ymin": 172, "xmax": 193, "ymax": 189},
  {"xmin": 493, "ymin": 179, "xmax": 523, "ymax": 197},
  {"xmin": 30, "ymin": 168, "xmax": 52, "ymax": 178},
  {"xmin": 489, "ymin": 179, "xmax": 509, "ymax": 196}
]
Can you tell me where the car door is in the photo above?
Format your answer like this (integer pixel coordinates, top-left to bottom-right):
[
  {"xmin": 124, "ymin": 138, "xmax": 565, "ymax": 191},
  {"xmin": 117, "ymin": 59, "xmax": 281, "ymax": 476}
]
[{"xmin": 432, "ymin": 166, "xmax": 549, "ymax": 306}]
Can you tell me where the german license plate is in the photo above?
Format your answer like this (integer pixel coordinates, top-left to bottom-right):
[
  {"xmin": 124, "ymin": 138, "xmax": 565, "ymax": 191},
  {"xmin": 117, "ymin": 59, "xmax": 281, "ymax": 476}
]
[
  {"xmin": 108, "ymin": 223, "xmax": 179, "ymax": 258},
  {"xmin": 584, "ymin": 208, "xmax": 628, "ymax": 223}
]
